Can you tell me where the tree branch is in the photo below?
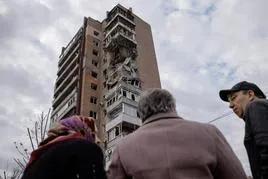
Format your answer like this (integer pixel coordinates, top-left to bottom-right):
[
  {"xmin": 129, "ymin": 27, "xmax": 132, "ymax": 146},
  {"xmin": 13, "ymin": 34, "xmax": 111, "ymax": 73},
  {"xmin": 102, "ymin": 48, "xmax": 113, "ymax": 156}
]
[{"xmin": 27, "ymin": 128, "xmax": 35, "ymax": 151}]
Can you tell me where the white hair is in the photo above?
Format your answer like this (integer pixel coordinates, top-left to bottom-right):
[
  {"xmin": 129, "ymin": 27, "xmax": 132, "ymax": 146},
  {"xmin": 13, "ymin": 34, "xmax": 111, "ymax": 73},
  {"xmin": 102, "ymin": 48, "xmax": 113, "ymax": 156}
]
[{"xmin": 137, "ymin": 88, "xmax": 176, "ymax": 122}]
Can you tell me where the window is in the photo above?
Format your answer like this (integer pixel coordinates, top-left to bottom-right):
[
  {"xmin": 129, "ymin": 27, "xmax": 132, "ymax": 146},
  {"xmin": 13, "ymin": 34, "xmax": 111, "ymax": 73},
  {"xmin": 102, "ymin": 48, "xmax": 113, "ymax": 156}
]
[
  {"xmin": 93, "ymin": 39, "xmax": 99, "ymax": 47},
  {"xmin": 93, "ymin": 31, "xmax": 99, "ymax": 36},
  {"xmin": 67, "ymin": 97, "xmax": 75, "ymax": 106},
  {"xmin": 103, "ymin": 58, "xmax": 107, "ymax": 64},
  {"xmin": 68, "ymin": 101, "xmax": 72, "ymax": 107},
  {"xmin": 92, "ymin": 60, "xmax": 98, "ymax": 67},
  {"xmin": 93, "ymin": 49, "xmax": 98, "ymax": 56},
  {"xmin": 131, "ymin": 94, "xmax": 135, "ymax": 101},
  {"xmin": 91, "ymin": 71, "xmax": 98, "ymax": 78},
  {"xmin": 135, "ymin": 80, "xmax": 139, "ymax": 86},
  {"xmin": 115, "ymin": 126, "xmax": 120, "ymax": 136},
  {"xmin": 90, "ymin": 96, "xmax": 97, "ymax": 104},
  {"xmin": 110, "ymin": 106, "xmax": 122, "ymax": 120},
  {"xmin": 123, "ymin": 90, "xmax": 126, "ymax": 97},
  {"xmin": 91, "ymin": 83, "xmax": 97, "ymax": 90},
  {"xmin": 108, "ymin": 130, "xmax": 115, "ymax": 141},
  {"xmin": 102, "ymin": 69, "xmax": 108, "ymax": 80},
  {"xmin": 103, "ymin": 69, "xmax": 107, "ymax": 77},
  {"xmin": 89, "ymin": 111, "xmax": 97, "ymax": 119},
  {"xmin": 103, "ymin": 82, "xmax": 106, "ymax": 89},
  {"xmin": 113, "ymin": 72, "xmax": 118, "ymax": 79}
]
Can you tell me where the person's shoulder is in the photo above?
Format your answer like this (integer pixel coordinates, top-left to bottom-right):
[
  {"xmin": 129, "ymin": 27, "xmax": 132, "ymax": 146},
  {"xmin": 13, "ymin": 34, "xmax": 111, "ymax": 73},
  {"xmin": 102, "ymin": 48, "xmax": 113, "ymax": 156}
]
[
  {"xmin": 248, "ymin": 98, "xmax": 268, "ymax": 107},
  {"xmin": 246, "ymin": 99, "xmax": 268, "ymax": 112},
  {"xmin": 183, "ymin": 120, "xmax": 221, "ymax": 137},
  {"xmin": 182, "ymin": 119, "xmax": 217, "ymax": 130}
]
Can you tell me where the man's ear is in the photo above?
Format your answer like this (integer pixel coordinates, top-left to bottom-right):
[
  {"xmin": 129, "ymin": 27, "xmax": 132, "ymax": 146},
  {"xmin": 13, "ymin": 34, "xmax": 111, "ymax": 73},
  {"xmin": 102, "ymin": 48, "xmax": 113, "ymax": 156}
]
[{"xmin": 248, "ymin": 90, "xmax": 255, "ymax": 100}]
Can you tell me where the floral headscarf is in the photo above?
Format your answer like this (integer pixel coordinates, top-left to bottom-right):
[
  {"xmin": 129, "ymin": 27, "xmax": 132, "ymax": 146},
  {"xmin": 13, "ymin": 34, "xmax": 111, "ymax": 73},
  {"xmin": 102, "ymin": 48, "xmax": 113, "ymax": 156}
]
[
  {"xmin": 40, "ymin": 115, "xmax": 98, "ymax": 146},
  {"xmin": 59, "ymin": 115, "xmax": 96, "ymax": 141},
  {"xmin": 27, "ymin": 116, "xmax": 99, "ymax": 169}
]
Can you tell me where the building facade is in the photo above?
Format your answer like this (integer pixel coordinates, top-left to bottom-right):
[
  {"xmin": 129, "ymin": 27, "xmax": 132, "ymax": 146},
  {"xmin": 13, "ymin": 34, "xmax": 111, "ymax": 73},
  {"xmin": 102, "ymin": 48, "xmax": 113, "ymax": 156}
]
[{"xmin": 50, "ymin": 4, "xmax": 161, "ymax": 166}]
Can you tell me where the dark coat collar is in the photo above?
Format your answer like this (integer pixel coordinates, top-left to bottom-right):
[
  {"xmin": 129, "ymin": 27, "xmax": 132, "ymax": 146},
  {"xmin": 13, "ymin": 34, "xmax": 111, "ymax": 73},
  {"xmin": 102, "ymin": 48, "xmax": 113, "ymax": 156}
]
[{"xmin": 143, "ymin": 112, "xmax": 182, "ymax": 125}]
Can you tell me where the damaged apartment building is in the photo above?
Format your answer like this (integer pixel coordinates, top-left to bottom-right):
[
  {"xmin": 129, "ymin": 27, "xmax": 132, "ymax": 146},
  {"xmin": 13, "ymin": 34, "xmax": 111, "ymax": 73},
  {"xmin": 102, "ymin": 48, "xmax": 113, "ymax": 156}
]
[{"xmin": 50, "ymin": 4, "xmax": 161, "ymax": 167}]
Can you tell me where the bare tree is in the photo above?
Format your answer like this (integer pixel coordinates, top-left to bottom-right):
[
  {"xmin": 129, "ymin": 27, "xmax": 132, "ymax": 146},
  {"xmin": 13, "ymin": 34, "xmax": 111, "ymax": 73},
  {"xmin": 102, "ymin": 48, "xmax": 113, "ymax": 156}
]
[
  {"xmin": 0, "ymin": 161, "xmax": 22, "ymax": 179},
  {"xmin": 11, "ymin": 109, "xmax": 51, "ymax": 178}
]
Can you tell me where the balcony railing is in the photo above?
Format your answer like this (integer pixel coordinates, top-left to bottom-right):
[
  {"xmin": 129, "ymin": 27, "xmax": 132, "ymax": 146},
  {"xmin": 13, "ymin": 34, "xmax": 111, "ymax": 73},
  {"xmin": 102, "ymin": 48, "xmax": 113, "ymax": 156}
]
[
  {"xmin": 106, "ymin": 96, "xmax": 137, "ymax": 114},
  {"xmin": 59, "ymin": 27, "xmax": 82, "ymax": 65},
  {"xmin": 54, "ymin": 65, "xmax": 79, "ymax": 97},
  {"xmin": 105, "ymin": 81, "xmax": 141, "ymax": 101},
  {"xmin": 105, "ymin": 14, "xmax": 135, "ymax": 33},
  {"xmin": 107, "ymin": 134, "xmax": 123, "ymax": 149},
  {"xmin": 106, "ymin": 5, "xmax": 134, "ymax": 27},
  {"xmin": 56, "ymin": 54, "xmax": 79, "ymax": 86},
  {"xmin": 52, "ymin": 89, "xmax": 77, "ymax": 116},
  {"xmin": 105, "ymin": 21, "xmax": 135, "ymax": 39},
  {"xmin": 104, "ymin": 31, "xmax": 136, "ymax": 50},
  {"xmin": 58, "ymin": 45, "xmax": 80, "ymax": 75},
  {"xmin": 57, "ymin": 99, "xmax": 76, "ymax": 121},
  {"xmin": 106, "ymin": 113, "xmax": 141, "ymax": 132},
  {"xmin": 53, "ymin": 77, "xmax": 78, "ymax": 108}
]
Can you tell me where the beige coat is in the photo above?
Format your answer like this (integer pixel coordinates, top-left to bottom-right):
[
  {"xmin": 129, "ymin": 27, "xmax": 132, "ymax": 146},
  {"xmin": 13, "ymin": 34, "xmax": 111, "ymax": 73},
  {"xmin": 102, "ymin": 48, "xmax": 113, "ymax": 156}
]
[{"xmin": 107, "ymin": 112, "xmax": 247, "ymax": 179}]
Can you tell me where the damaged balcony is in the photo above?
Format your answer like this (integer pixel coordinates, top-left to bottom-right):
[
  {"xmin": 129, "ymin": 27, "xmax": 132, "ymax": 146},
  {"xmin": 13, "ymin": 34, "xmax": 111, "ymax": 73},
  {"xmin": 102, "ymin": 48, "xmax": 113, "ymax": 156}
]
[{"xmin": 104, "ymin": 25, "xmax": 136, "ymax": 50}]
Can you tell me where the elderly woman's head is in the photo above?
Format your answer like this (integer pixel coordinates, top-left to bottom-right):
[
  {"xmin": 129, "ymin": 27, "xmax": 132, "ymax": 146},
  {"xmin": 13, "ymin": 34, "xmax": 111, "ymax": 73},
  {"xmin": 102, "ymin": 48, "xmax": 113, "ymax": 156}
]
[
  {"xmin": 40, "ymin": 116, "xmax": 98, "ymax": 146},
  {"xmin": 137, "ymin": 88, "xmax": 177, "ymax": 122}
]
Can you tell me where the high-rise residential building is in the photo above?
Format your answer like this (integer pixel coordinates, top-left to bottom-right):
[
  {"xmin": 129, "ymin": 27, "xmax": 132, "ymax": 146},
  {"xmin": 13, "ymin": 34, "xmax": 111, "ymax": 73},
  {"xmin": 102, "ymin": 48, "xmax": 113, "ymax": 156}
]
[{"xmin": 50, "ymin": 4, "xmax": 161, "ymax": 166}]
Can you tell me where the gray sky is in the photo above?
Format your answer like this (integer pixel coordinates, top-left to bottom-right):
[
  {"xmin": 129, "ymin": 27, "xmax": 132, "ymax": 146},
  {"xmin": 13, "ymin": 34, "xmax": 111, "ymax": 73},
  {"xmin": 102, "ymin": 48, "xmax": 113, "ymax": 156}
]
[{"xmin": 1, "ymin": 0, "xmax": 268, "ymax": 175}]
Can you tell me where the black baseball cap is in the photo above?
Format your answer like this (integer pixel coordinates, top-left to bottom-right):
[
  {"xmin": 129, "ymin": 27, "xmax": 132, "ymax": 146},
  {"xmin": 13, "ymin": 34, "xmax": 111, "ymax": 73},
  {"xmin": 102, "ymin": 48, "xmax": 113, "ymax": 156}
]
[{"xmin": 219, "ymin": 81, "xmax": 266, "ymax": 102}]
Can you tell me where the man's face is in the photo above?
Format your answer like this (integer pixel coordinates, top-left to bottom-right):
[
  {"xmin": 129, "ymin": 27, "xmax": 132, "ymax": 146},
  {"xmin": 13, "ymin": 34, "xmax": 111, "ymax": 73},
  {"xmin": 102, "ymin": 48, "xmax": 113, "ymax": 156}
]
[{"xmin": 227, "ymin": 90, "xmax": 253, "ymax": 118}]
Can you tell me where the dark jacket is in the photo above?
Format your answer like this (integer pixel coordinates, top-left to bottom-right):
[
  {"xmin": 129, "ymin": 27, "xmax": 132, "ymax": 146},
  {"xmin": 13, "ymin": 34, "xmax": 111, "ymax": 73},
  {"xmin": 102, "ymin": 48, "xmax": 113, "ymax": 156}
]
[
  {"xmin": 244, "ymin": 99, "xmax": 268, "ymax": 179},
  {"xmin": 22, "ymin": 138, "xmax": 107, "ymax": 179},
  {"xmin": 108, "ymin": 112, "xmax": 247, "ymax": 179}
]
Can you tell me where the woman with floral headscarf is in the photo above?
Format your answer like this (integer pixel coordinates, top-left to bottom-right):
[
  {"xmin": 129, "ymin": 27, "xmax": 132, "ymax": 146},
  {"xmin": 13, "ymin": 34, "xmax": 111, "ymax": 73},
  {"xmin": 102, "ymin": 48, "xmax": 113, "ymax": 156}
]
[{"xmin": 22, "ymin": 116, "xmax": 107, "ymax": 179}]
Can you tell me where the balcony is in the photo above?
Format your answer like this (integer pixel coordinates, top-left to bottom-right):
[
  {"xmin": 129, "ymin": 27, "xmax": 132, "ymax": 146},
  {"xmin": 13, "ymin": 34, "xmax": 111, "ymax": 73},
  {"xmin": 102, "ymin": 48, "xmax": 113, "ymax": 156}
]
[
  {"xmin": 107, "ymin": 134, "xmax": 123, "ymax": 149},
  {"xmin": 104, "ymin": 85, "xmax": 119, "ymax": 100},
  {"xmin": 56, "ymin": 54, "xmax": 79, "ymax": 87},
  {"xmin": 106, "ymin": 96, "xmax": 137, "ymax": 113},
  {"xmin": 57, "ymin": 99, "xmax": 76, "ymax": 121},
  {"xmin": 106, "ymin": 113, "xmax": 141, "ymax": 132},
  {"xmin": 105, "ymin": 14, "xmax": 135, "ymax": 33},
  {"xmin": 58, "ymin": 45, "xmax": 80, "ymax": 75},
  {"xmin": 54, "ymin": 65, "xmax": 79, "ymax": 97},
  {"xmin": 52, "ymin": 96, "xmax": 76, "ymax": 122},
  {"xmin": 106, "ymin": 131, "xmax": 130, "ymax": 150},
  {"xmin": 104, "ymin": 31, "xmax": 136, "ymax": 50},
  {"xmin": 106, "ymin": 5, "xmax": 134, "ymax": 26},
  {"xmin": 105, "ymin": 21, "xmax": 135, "ymax": 40},
  {"xmin": 105, "ymin": 81, "xmax": 141, "ymax": 100},
  {"xmin": 52, "ymin": 89, "xmax": 77, "ymax": 116},
  {"xmin": 53, "ymin": 76, "xmax": 78, "ymax": 108},
  {"xmin": 59, "ymin": 28, "xmax": 82, "ymax": 65}
]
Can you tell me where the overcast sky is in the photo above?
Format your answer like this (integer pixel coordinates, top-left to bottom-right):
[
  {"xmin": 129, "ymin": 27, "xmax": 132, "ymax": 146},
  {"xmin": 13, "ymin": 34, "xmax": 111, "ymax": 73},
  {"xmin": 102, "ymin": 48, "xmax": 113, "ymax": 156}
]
[{"xmin": 1, "ymin": 0, "xmax": 268, "ymax": 175}]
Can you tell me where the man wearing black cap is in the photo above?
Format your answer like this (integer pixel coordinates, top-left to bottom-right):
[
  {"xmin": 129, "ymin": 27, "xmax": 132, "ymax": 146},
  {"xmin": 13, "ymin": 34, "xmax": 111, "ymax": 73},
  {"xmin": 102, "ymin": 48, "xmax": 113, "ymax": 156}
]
[{"xmin": 219, "ymin": 81, "xmax": 268, "ymax": 179}]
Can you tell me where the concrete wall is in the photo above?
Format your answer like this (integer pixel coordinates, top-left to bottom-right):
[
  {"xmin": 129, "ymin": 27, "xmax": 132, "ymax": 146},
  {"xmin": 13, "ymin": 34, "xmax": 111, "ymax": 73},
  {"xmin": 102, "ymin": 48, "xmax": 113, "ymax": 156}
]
[{"xmin": 134, "ymin": 15, "xmax": 161, "ymax": 89}]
